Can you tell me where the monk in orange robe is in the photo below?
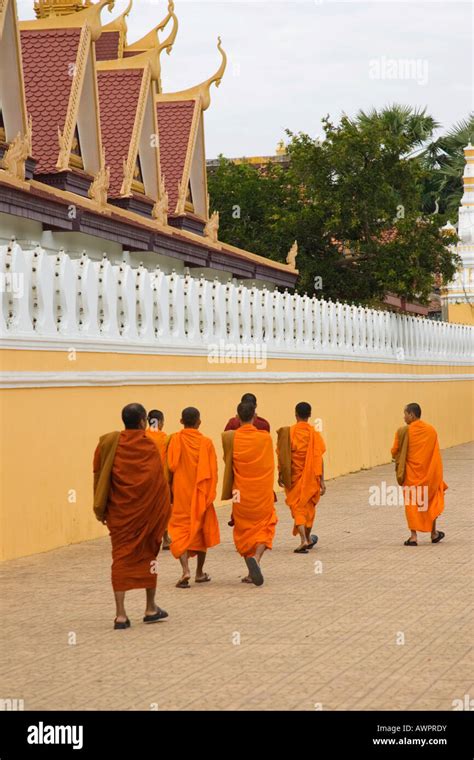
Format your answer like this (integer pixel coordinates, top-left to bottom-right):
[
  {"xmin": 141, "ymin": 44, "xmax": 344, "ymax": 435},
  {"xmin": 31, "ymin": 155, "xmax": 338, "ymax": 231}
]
[
  {"xmin": 277, "ymin": 402, "xmax": 326, "ymax": 553},
  {"xmin": 167, "ymin": 407, "xmax": 220, "ymax": 588},
  {"xmin": 391, "ymin": 402, "xmax": 447, "ymax": 546},
  {"xmin": 222, "ymin": 400, "xmax": 277, "ymax": 586},
  {"xmin": 146, "ymin": 409, "xmax": 172, "ymax": 550},
  {"xmin": 93, "ymin": 403, "xmax": 171, "ymax": 629}
]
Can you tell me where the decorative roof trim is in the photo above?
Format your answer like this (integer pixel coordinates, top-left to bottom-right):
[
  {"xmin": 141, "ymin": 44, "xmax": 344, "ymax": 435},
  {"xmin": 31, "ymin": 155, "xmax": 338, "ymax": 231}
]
[
  {"xmin": 56, "ymin": 22, "xmax": 92, "ymax": 170},
  {"xmin": 125, "ymin": 0, "xmax": 177, "ymax": 54},
  {"xmin": 100, "ymin": 0, "xmax": 131, "ymax": 54},
  {"xmin": 120, "ymin": 64, "xmax": 150, "ymax": 196},
  {"xmin": 157, "ymin": 36, "xmax": 226, "ymax": 111},
  {"xmin": 174, "ymin": 99, "xmax": 201, "ymax": 215}
]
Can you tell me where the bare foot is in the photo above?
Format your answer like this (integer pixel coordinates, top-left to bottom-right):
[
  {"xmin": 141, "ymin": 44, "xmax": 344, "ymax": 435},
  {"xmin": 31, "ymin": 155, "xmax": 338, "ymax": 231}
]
[{"xmin": 241, "ymin": 575, "xmax": 254, "ymax": 584}]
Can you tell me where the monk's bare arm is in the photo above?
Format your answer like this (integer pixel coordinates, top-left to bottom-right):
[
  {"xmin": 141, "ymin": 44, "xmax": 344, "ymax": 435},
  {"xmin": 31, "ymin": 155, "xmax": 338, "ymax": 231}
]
[{"xmin": 320, "ymin": 460, "xmax": 326, "ymax": 496}]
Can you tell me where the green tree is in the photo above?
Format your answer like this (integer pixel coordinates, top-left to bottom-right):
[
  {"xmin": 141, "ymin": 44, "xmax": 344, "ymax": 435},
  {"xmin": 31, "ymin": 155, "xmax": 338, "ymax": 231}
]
[
  {"xmin": 209, "ymin": 106, "xmax": 460, "ymax": 305},
  {"xmin": 419, "ymin": 114, "xmax": 474, "ymax": 219}
]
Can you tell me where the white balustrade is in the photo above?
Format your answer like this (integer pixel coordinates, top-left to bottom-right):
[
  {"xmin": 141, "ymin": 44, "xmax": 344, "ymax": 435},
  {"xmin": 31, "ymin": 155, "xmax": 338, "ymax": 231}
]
[{"xmin": 0, "ymin": 242, "xmax": 472, "ymax": 363}]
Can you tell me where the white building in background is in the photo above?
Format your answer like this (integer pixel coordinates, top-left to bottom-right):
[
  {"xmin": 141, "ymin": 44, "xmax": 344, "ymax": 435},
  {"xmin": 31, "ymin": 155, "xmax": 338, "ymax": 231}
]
[{"xmin": 441, "ymin": 143, "xmax": 474, "ymax": 325}]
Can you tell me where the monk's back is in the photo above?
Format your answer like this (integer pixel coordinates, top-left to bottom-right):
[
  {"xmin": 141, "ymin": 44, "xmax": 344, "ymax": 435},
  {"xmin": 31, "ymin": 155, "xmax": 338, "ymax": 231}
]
[
  {"xmin": 109, "ymin": 430, "xmax": 162, "ymax": 511},
  {"xmin": 407, "ymin": 420, "xmax": 438, "ymax": 463},
  {"xmin": 169, "ymin": 429, "xmax": 210, "ymax": 515}
]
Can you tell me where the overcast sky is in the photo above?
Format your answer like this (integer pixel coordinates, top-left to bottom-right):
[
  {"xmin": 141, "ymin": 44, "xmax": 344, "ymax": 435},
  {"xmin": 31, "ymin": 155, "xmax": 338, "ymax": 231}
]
[{"xmin": 18, "ymin": 0, "xmax": 473, "ymax": 158}]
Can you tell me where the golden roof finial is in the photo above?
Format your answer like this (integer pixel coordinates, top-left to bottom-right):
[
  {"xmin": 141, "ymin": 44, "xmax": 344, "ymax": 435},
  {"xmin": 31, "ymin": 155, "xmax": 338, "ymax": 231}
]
[
  {"xmin": 125, "ymin": 1, "xmax": 178, "ymax": 55},
  {"xmin": 34, "ymin": 0, "xmax": 91, "ymax": 19},
  {"xmin": 101, "ymin": 0, "xmax": 132, "ymax": 32},
  {"xmin": 157, "ymin": 36, "xmax": 227, "ymax": 111},
  {"xmin": 25, "ymin": 0, "xmax": 114, "ymax": 39}
]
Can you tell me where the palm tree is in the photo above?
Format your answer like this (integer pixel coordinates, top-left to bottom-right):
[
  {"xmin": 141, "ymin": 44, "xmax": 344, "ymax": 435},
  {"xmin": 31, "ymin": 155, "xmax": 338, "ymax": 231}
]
[
  {"xmin": 355, "ymin": 105, "xmax": 439, "ymax": 156},
  {"xmin": 419, "ymin": 114, "xmax": 474, "ymax": 219}
]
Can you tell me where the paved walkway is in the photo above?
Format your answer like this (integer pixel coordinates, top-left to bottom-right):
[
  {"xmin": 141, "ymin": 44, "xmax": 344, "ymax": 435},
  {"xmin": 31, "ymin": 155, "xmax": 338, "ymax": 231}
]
[{"xmin": 1, "ymin": 443, "xmax": 472, "ymax": 711}]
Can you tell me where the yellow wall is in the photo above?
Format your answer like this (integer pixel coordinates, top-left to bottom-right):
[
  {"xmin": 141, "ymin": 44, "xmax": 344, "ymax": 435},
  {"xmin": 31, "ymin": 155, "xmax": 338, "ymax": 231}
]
[
  {"xmin": 1, "ymin": 350, "xmax": 473, "ymax": 560},
  {"xmin": 448, "ymin": 303, "xmax": 474, "ymax": 325}
]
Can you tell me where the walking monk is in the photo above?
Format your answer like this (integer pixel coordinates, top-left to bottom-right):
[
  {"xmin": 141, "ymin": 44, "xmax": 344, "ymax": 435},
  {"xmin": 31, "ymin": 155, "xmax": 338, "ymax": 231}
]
[
  {"xmin": 222, "ymin": 400, "xmax": 277, "ymax": 586},
  {"xmin": 146, "ymin": 409, "xmax": 172, "ymax": 549},
  {"xmin": 391, "ymin": 403, "xmax": 447, "ymax": 546},
  {"xmin": 93, "ymin": 403, "xmax": 171, "ymax": 629},
  {"xmin": 167, "ymin": 407, "xmax": 220, "ymax": 588},
  {"xmin": 277, "ymin": 402, "xmax": 326, "ymax": 553},
  {"xmin": 224, "ymin": 393, "xmax": 270, "ymax": 432}
]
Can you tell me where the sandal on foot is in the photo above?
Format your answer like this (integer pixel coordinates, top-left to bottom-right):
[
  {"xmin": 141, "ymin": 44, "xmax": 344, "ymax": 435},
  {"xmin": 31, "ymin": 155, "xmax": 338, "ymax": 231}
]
[
  {"xmin": 114, "ymin": 617, "xmax": 131, "ymax": 630},
  {"xmin": 143, "ymin": 607, "xmax": 168, "ymax": 624},
  {"xmin": 294, "ymin": 545, "xmax": 309, "ymax": 554},
  {"xmin": 244, "ymin": 557, "xmax": 264, "ymax": 586},
  {"xmin": 431, "ymin": 531, "xmax": 445, "ymax": 544},
  {"xmin": 176, "ymin": 579, "xmax": 190, "ymax": 589},
  {"xmin": 404, "ymin": 539, "xmax": 418, "ymax": 546},
  {"xmin": 195, "ymin": 573, "xmax": 211, "ymax": 584},
  {"xmin": 307, "ymin": 534, "xmax": 318, "ymax": 549}
]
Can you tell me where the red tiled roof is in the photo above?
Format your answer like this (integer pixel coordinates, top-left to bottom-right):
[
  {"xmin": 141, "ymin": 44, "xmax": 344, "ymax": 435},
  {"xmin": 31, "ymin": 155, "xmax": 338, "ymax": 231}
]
[
  {"xmin": 156, "ymin": 100, "xmax": 196, "ymax": 213},
  {"xmin": 21, "ymin": 28, "xmax": 82, "ymax": 174},
  {"xmin": 97, "ymin": 68, "xmax": 144, "ymax": 197},
  {"xmin": 95, "ymin": 31, "xmax": 120, "ymax": 61}
]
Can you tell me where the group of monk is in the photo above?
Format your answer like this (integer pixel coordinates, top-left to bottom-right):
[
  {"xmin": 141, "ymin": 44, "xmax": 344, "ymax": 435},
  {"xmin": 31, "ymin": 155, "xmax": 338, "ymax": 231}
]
[{"xmin": 93, "ymin": 394, "xmax": 447, "ymax": 629}]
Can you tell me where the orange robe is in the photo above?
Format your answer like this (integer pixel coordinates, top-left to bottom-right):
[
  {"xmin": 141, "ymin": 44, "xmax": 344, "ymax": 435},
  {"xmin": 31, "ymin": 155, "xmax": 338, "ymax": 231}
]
[
  {"xmin": 391, "ymin": 419, "xmax": 447, "ymax": 532},
  {"xmin": 231, "ymin": 424, "xmax": 278, "ymax": 557},
  {"xmin": 146, "ymin": 429, "xmax": 168, "ymax": 465},
  {"xmin": 167, "ymin": 429, "xmax": 220, "ymax": 558},
  {"xmin": 93, "ymin": 430, "xmax": 171, "ymax": 592},
  {"xmin": 284, "ymin": 422, "xmax": 326, "ymax": 534}
]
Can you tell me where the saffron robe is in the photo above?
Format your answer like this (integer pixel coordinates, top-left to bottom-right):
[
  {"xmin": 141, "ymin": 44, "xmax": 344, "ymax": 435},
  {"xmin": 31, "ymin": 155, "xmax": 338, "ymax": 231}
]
[
  {"xmin": 278, "ymin": 422, "xmax": 326, "ymax": 534},
  {"xmin": 93, "ymin": 429, "xmax": 171, "ymax": 592},
  {"xmin": 146, "ymin": 429, "xmax": 168, "ymax": 465},
  {"xmin": 167, "ymin": 428, "xmax": 220, "ymax": 558},
  {"xmin": 222, "ymin": 424, "xmax": 277, "ymax": 557},
  {"xmin": 391, "ymin": 419, "xmax": 447, "ymax": 532},
  {"xmin": 146, "ymin": 429, "xmax": 172, "ymax": 487}
]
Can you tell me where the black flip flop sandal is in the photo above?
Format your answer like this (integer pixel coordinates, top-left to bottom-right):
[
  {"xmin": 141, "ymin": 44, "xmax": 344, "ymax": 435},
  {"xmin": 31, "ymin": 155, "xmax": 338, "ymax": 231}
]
[
  {"xmin": 143, "ymin": 607, "xmax": 168, "ymax": 624},
  {"xmin": 114, "ymin": 617, "xmax": 131, "ymax": 630},
  {"xmin": 294, "ymin": 546, "xmax": 309, "ymax": 554},
  {"xmin": 244, "ymin": 557, "xmax": 264, "ymax": 586},
  {"xmin": 307, "ymin": 534, "xmax": 318, "ymax": 549},
  {"xmin": 431, "ymin": 531, "xmax": 445, "ymax": 544},
  {"xmin": 195, "ymin": 573, "xmax": 211, "ymax": 584},
  {"xmin": 176, "ymin": 579, "xmax": 190, "ymax": 589},
  {"xmin": 404, "ymin": 539, "xmax": 418, "ymax": 546}
]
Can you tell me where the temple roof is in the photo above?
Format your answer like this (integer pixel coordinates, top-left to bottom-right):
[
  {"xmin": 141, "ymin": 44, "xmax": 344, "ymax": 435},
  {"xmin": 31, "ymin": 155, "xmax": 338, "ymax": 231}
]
[
  {"xmin": 20, "ymin": 27, "xmax": 83, "ymax": 173},
  {"xmin": 0, "ymin": 0, "xmax": 298, "ymax": 286}
]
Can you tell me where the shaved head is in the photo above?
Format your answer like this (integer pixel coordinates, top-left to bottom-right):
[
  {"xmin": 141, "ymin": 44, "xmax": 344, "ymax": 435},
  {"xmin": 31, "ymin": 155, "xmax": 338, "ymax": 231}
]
[
  {"xmin": 237, "ymin": 400, "xmax": 256, "ymax": 423},
  {"xmin": 295, "ymin": 401, "xmax": 312, "ymax": 420},
  {"xmin": 181, "ymin": 407, "xmax": 200, "ymax": 428},
  {"xmin": 405, "ymin": 403, "xmax": 422, "ymax": 419},
  {"xmin": 122, "ymin": 403, "xmax": 147, "ymax": 429}
]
